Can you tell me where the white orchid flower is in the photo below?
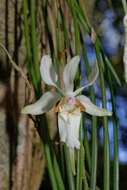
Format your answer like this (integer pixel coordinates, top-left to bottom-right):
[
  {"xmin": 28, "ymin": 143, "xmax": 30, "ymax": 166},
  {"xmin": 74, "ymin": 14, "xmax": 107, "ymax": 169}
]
[{"xmin": 22, "ymin": 55, "xmax": 112, "ymax": 149}]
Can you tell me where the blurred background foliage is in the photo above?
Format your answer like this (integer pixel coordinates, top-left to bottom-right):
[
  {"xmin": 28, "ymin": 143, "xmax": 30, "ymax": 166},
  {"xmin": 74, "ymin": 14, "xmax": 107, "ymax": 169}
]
[{"xmin": 0, "ymin": 0, "xmax": 127, "ymax": 189}]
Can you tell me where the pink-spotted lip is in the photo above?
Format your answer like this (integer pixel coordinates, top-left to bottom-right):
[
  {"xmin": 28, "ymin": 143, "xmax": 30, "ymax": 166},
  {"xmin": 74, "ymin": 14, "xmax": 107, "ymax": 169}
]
[{"xmin": 67, "ymin": 97, "xmax": 76, "ymax": 105}]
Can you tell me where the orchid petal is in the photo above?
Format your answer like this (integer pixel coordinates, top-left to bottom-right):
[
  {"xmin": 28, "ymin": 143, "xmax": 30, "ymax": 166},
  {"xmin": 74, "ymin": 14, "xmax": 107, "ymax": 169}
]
[
  {"xmin": 58, "ymin": 109, "xmax": 81, "ymax": 149},
  {"xmin": 40, "ymin": 55, "xmax": 58, "ymax": 87},
  {"xmin": 21, "ymin": 91, "xmax": 61, "ymax": 115},
  {"xmin": 63, "ymin": 56, "xmax": 80, "ymax": 94},
  {"xmin": 77, "ymin": 95, "xmax": 112, "ymax": 116},
  {"xmin": 73, "ymin": 62, "xmax": 99, "ymax": 96}
]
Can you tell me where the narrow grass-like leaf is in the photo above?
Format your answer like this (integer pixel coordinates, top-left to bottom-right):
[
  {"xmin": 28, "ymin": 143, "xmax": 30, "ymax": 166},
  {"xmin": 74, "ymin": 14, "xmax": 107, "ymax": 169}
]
[
  {"xmin": 44, "ymin": 144, "xmax": 58, "ymax": 190},
  {"xmin": 53, "ymin": 153, "xmax": 65, "ymax": 190},
  {"xmin": 95, "ymin": 46, "xmax": 110, "ymax": 190},
  {"xmin": 84, "ymin": 125, "xmax": 91, "ymax": 174},
  {"xmin": 104, "ymin": 56, "xmax": 121, "ymax": 86},
  {"xmin": 76, "ymin": 144, "xmax": 84, "ymax": 190},
  {"xmin": 23, "ymin": 1, "xmax": 64, "ymax": 189},
  {"xmin": 64, "ymin": 145, "xmax": 75, "ymax": 190},
  {"xmin": 37, "ymin": 116, "xmax": 58, "ymax": 190},
  {"xmin": 83, "ymin": 47, "xmax": 98, "ymax": 190},
  {"xmin": 67, "ymin": 0, "xmax": 121, "ymax": 86},
  {"xmin": 76, "ymin": 118, "xmax": 85, "ymax": 190},
  {"xmin": 107, "ymin": 71, "xmax": 119, "ymax": 190},
  {"xmin": 30, "ymin": 0, "xmax": 41, "ymax": 94},
  {"xmin": 90, "ymin": 116, "xmax": 97, "ymax": 190},
  {"xmin": 23, "ymin": 0, "xmax": 37, "ymax": 90}
]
